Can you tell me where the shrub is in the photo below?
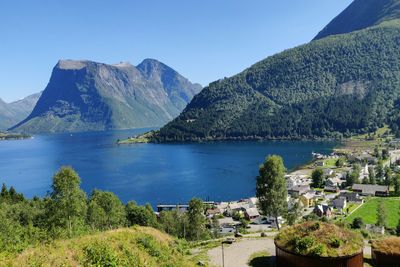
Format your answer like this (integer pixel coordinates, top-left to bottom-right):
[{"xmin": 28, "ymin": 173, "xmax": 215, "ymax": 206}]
[
  {"xmin": 310, "ymin": 244, "xmax": 327, "ymax": 256},
  {"xmin": 330, "ymin": 237, "xmax": 343, "ymax": 248},
  {"xmin": 83, "ymin": 241, "xmax": 119, "ymax": 267}
]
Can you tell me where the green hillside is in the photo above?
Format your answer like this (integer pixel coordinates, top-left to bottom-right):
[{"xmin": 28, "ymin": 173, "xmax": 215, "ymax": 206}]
[
  {"xmin": 314, "ymin": 0, "xmax": 400, "ymax": 40},
  {"xmin": 152, "ymin": 19, "xmax": 400, "ymax": 142},
  {"xmin": 4, "ymin": 227, "xmax": 195, "ymax": 267}
]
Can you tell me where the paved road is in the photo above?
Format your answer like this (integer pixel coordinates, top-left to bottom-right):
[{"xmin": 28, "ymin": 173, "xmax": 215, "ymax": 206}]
[
  {"xmin": 207, "ymin": 237, "xmax": 373, "ymax": 267},
  {"xmin": 208, "ymin": 237, "xmax": 275, "ymax": 267}
]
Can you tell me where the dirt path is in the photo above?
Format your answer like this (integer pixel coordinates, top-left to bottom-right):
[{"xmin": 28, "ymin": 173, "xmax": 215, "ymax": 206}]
[{"xmin": 207, "ymin": 238, "xmax": 275, "ymax": 267}]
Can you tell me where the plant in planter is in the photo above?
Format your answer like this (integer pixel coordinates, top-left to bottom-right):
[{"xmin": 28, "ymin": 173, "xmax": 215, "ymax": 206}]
[
  {"xmin": 371, "ymin": 237, "xmax": 400, "ymax": 267},
  {"xmin": 274, "ymin": 221, "xmax": 364, "ymax": 267}
]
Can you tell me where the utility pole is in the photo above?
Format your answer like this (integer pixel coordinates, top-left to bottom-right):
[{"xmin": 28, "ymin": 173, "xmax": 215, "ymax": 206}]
[{"xmin": 221, "ymin": 242, "xmax": 225, "ymax": 267}]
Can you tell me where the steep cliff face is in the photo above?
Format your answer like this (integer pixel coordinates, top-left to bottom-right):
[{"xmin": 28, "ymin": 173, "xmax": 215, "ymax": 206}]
[{"xmin": 10, "ymin": 59, "xmax": 201, "ymax": 133}]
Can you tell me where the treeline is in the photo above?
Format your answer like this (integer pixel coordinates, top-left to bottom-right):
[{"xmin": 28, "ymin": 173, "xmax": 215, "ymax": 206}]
[
  {"xmin": 0, "ymin": 167, "xmax": 212, "ymax": 257},
  {"xmin": 153, "ymin": 20, "xmax": 400, "ymax": 142}
]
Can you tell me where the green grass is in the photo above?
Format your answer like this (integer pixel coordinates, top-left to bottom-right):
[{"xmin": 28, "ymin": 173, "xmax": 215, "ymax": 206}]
[
  {"xmin": 323, "ymin": 158, "xmax": 338, "ymax": 168},
  {"xmin": 345, "ymin": 197, "xmax": 400, "ymax": 228}
]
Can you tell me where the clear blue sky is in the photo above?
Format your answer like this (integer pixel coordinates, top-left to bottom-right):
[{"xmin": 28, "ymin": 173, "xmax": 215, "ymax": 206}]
[{"xmin": 0, "ymin": 0, "xmax": 352, "ymax": 102}]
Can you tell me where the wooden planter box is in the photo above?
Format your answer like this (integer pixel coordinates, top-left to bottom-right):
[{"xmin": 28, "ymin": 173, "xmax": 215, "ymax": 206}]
[
  {"xmin": 275, "ymin": 242, "xmax": 363, "ymax": 267},
  {"xmin": 372, "ymin": 249, "xmax": 400, "ymax": 267}
]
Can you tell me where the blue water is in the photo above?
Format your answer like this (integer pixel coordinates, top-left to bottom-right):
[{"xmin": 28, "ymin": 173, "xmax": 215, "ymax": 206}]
[{"xmin": 0, "ymin": 129, "xmax": 336, "ymax": 207}]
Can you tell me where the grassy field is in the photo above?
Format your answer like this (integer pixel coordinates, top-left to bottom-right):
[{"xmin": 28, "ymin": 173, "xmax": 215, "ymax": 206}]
[{"xmin": 345, "ymin": 197, "xmax": 400, "ymax": 228}]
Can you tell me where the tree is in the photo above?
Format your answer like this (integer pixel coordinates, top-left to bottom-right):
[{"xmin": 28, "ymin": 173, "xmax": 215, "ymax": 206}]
[
  {"xmin": 351, "ymin": 217, "xmax": 364, "ymax": 229},
  {"xmin": 394, "ymin": 174, "xmax": 400, "ymax": 195},
  {"xmin": 376, "ymin": 201, "xmax": 387, "ymax": 227},
  {"xmin": 369, "ymin": 167, "xmax": 376, "ymax": 185},
  {"xmin": 376, "ymin": 161, "xmax": 385, "ymax": 184},
  {"xmin": 311, "ymin": 168, "xmax": 325, "ymax": 188},
  {"xmin": 47, "ymin": 167, "xmax": 87, "ymax": 237},
  {"xmin": 0, "ymin": 183, "xmax": 8, "ymax": 201},
  {"xmin": 256, "ymin": 155, "xmax": 287, "ymax": 230},
  {"xmin": 187, "ymin": 198, "xmax": 207, "ymax": 240},
  {"xmin": 125, "ymin": 201, "xmax": 157, "ymax": 227},
  {"xmin": 397, "ymin": 219, "xmax": 400, "ymax": 236},
  {"xmin": 87, "ymin": 190, "xmax": 126, "ymax": 230},
  {"xmin": 384, "ymin": 166, "xmax": 392, "ymax": 186},
  {"xmin": 158, "ymin": 210, "xmax": 189, "ymax": 239},
  {"xmin": 382, "ymin": 148, "xmax": 389, "ymax": 160},
  {"xmin": 346, "ymin": 164, "xmax": 361, "ymax": 186},
  {"xmin": 211, "ymin": 216, "xmax": 220, "ymax": 238},
  {"xmin": 285, "ymin": 200, "xmax": 302, "ymax": 226},
  {"xmin": 374, "ymin": 146, "xmax": 381, "ymax": 159},
  {"xmin": 335, "ymin": 158, "xmax": 345, "ymax": 168}
]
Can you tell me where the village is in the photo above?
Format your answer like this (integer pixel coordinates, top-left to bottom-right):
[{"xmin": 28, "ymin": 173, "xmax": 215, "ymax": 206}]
[{"xmin": 157, "ymin": 135, "xmax": 400, "ymax": 238}]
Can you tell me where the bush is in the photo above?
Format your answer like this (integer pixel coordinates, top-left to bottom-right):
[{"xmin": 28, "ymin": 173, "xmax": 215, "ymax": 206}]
[
  {"xmin": 83, "ymin": 241, "xmax": 119, "ymax": 267},
  {"xmin": 310, "ymin": 244, "xmax": 327, "ymax": 256},
  {"xmin": 293, "ymin": 236, "xmax": 315, "ymax": 254},
  {"xmin": 351, "ymin": 217, "xmax": 364, "ymax": 229},
  {"xmin": 330, "ymin": 237, "xmax": 343, "ymax": 248}
]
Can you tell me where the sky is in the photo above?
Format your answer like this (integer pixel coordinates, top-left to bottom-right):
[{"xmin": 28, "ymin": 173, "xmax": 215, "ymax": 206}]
[{"xmin": 0, "ymin": 0, "xmax": 353, "ymax": 102}]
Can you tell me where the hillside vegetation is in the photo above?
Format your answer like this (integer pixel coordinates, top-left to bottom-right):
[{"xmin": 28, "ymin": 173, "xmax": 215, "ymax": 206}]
[
  {"xmin": 314, "ymin": 0, "xmax": 400, "ymax": 40},
  {"xmin": 4, "ymin": 227, "xmax": 195, "ymax": 267},
  {"xmin": 153, "ymin": 19, "xmax": 400, "ymax": 142}
]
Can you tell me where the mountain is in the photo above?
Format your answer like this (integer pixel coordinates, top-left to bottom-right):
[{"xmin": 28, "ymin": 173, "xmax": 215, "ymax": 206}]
[
  {"xmin": 314, "ymin": 0, "xmax": 400, "ymax": 40},
  {"xmin": 0, "ymin": 93, "xmax": 41, "ymax": 130},
  {"xmin": 152, "ymin": 6, "xmax": 400, "ymax": 141},
  {"xmin": 10, "ymin": 59, "xmax": 201, "ymax": 133}
]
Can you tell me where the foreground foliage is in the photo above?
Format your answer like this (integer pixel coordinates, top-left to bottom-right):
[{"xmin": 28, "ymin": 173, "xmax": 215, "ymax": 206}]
[
  {"xmin": 275, "ymin": 222, "xmax": 363, "ymax": 257},
  {"xmin": 4, "ymin": 227, "xmax": 195, "ymax": 267}
]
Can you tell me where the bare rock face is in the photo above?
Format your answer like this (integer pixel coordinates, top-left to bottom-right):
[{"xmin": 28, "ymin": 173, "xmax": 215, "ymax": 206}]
[{"xmin": 10, "ymin": 59, "xmax": 202, "ymax": 133}]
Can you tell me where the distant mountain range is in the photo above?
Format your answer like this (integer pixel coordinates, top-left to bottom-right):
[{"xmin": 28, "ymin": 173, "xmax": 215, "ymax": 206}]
[
  {"xmin": 10, "ymin": 59, "xmax": 201, "ymax": 133},
  {"xmin": 0, "ymin": 93, "xmax": 41, "ymax": 131},
  {"xmin": 151, "ymin": 0, "xmax": 400, "ymax": 142}
]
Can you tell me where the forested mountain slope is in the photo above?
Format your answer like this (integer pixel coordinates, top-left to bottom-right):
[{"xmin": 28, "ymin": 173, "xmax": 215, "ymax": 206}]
[
  {"xmin": 153, "ymin": 20, "xmax": 400, "ymax": 142},
  {"xmin": 314, "ymin": 0, "xmax": 400, "ymax": 40}
]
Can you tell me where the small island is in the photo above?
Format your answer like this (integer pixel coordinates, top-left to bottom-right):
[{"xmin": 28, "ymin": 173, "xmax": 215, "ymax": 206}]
[
  {"xmin": 0, "ymin": 132, "xmax": 31, "ymax": 141},
  {"xmin": 117, "ymin": 131, "xmax": 157, "ymax": 144}
]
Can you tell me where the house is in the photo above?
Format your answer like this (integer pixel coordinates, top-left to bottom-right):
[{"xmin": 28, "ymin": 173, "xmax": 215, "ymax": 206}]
[
  {"xmin": 339, "ymin": 192, "xmax": 363, "ymax": 203},
  {"xmin": 288, "ymin": 185, "xmax": 310, "ymax": 197},
  {"xmin": 315, "ymin": 161, "xmax": 325, "ymax": 167},
  {"xmin": 313, "ymin": 205, "xmax": 332, "ymax": 218},
  {"xmin": 323, "ymin": 169, "xmax": 334, "ymax": 177},
  {"xmin": 216, "ymin": 202, "xmax": 229, "ymax": 213},
  {"xmin": 324, "ymin": 186, "xmax": 340, "ymax": 193},
  {"xmin": 332, "ymin": 197, "xmax": 347, "ymax": 211},
  {"xmin": 299, "ymin": 192, "xmax": 316, "ymax": 208},
  {"xmin": 359, "ymin": 164, "xmax": 369, "ymax": 181},
  {"xmin": 366, "ymin": 224, "xmax": 385, "ymax": 235},
  {"xmin": 247, "ymin": 197, "xmax": 258, "ymax": 208},
  {"xmin": 286, "ymin": 175, "xmax": 299, "ymax": 189},
  {"xmin": 226, "ymin": 201, "xmax": 250, "ymax": 216},
  {"xmin": 326, "ymin": 177, "xmax": 344, "ymax": 187},
  {"xmin": 206, "ymin": 208, "xmax": 221, "ymax": 217},
  {"xmin": 157, "ymin": 204, "xmax": 189, "ymax": 212},
  {"xmin": 352, "ymin": 184, "xmax": 390, "ymax": 196},
  {"xmin": 244, "ymin": 207, "xmax": 260, "ymax": 221}
]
